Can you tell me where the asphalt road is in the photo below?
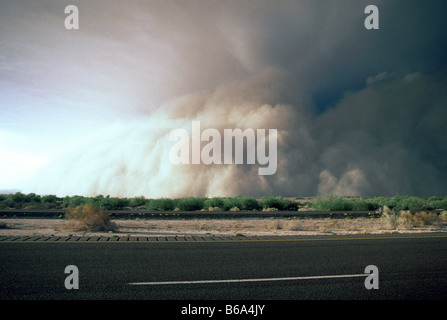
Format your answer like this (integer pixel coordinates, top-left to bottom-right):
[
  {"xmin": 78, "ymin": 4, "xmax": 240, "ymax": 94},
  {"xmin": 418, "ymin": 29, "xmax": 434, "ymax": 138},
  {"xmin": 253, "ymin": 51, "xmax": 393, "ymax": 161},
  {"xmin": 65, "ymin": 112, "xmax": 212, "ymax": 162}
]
[{"xmin": 1, "ymin": 234, "xmax": 447, "ymax": 302}]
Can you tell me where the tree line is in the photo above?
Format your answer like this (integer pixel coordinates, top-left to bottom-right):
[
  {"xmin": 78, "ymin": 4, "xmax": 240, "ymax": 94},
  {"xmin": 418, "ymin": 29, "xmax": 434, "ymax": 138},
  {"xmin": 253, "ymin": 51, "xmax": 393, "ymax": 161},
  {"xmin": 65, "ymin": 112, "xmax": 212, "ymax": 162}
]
[{"xmin": 1, "ymin": 192, "xmax": 446, "ymax": 212}]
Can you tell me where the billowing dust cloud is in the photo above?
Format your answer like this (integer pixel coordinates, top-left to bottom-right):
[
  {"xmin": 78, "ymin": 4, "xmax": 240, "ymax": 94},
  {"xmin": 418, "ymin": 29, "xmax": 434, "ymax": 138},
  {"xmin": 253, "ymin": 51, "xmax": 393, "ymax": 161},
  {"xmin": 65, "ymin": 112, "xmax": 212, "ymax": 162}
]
[
  {"xmin": 15, "ymin": 1, "xmax": 447, "ymax": 197},
  {"xmin": 25, "ymin": 71, "xmax": 447, "ymax": 198}
]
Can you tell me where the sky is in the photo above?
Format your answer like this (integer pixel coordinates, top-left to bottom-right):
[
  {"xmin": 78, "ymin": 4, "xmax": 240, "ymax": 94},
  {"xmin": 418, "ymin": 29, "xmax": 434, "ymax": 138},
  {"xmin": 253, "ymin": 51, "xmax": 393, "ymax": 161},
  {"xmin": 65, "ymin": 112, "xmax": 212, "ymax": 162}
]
[{"xmin": 0, "ymin": 0, "xmax": 446, "ymax": 198}]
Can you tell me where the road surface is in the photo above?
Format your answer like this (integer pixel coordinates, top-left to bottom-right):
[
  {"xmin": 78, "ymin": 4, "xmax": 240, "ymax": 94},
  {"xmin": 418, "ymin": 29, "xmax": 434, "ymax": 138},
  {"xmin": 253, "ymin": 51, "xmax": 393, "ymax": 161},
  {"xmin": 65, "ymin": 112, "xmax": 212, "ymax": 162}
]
[{"xmin": 1, "ymin": 233, "xmax": 446, "ymax": 301}]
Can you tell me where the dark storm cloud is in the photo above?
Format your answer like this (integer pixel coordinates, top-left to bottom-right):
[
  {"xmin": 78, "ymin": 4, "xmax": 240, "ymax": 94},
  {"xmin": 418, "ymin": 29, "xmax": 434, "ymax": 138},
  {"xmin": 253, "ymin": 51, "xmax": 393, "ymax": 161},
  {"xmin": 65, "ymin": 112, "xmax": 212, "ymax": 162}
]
[{"xmin": 314, "ymin": 73, "xmax": 447, "ymax": 196}]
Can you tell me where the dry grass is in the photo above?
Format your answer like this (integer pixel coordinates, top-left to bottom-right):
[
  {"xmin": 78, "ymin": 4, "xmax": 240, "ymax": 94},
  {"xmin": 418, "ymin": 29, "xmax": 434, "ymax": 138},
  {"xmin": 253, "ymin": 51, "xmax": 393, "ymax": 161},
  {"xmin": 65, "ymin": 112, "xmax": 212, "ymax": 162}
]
[
  {"xmin": 381, "ymin": 206, "xmax": 441, "ymax": 230},
  {"xmin": 266, "ymin": 220, "xmax": 283, "ymax": 230},
  {"xmin": 265, "ymin": 219, "xmax": 304, "ymax": 231},
  {"xmin": 259, "ymin": 217, "xmax": 396, "ymax": 234},
  {"xmin": 62, "ymin": 204, "xmax": 116, "ymax": 232},
  {"xmin": 2, "ymin": 214, "xmax": 446, "ymax": 238}
]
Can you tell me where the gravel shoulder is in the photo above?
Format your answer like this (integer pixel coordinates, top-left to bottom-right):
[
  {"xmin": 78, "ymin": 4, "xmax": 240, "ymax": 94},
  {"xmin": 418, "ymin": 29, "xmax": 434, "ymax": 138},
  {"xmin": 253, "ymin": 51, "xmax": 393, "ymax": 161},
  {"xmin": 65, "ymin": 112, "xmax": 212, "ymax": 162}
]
[{"xmin": 1, "ymin": 217, "xmax": 446, "ymax": 238}]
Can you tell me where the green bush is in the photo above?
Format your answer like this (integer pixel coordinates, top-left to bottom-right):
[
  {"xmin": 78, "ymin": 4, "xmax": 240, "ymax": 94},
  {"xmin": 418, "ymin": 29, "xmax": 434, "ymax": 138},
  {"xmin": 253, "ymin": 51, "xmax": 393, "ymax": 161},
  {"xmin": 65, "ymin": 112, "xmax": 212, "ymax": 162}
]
[
  {"xmin": 146, "ymin": 198, "xmax": 175, "ymax": 211},
  {"xmin": 10, "ymin": 192, "xmax": 28, "ymax": 205},
  {"xmin": 375, "ymin": 196, "xmax": 426, "ymax": 212},
  {"xmin": 0, "ymin": 192, "xmax": 43, "ymax": 209},
  {"xmin": 221, "ymin": 198, "xmax": 238, "ymax": 211},
  {"xmin": 236, "ymin": 196, "xmax": 261, "ymax": 211},
  {"xmin": 259, "ymin": 197, "xmax": 297, "ymax": 210},
  {"xmin": 221, "ymin": 196, "xmax": 261, "ymax": 211},
  {"xmin": 426, "ymin": 197, "xmax": 447, "ymax": 210},
  {"xmin": 41, "ymin": 194, "xmax": 60, "ymax": 203},
  {"xmin": 63, "ymin": 195, "xmax": 89, "ymax": 208},
  {"xmin": 203, "ymin": 198, "xmax": 225, "ymax": 210},
  {"xmin": 312, "ymin": 197, "xmax": 354, "ymax": 211},
  {"xmin": 102, "ymin": 196, "xmax": 129, "ymax": 210},
  {"xmin": 175, "ymin": 197, "xmax": 205, "ymax": 211},
  {"xmin": 129, "ymin": 196, "xmax": 148, "ymax": 208}
]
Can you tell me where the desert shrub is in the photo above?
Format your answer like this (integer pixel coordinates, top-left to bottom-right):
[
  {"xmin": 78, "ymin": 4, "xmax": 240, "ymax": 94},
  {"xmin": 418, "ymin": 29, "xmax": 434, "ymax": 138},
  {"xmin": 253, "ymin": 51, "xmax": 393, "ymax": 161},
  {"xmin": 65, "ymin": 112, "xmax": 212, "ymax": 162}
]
[
  {"xmin": 89, "ymin": 195, "xmax": 106, "ymax": 207},
  {"xmin": 397, "ymin": 210, "xmax": 417, "ymax": 228},
  {"xmin": 260, "ymin": 197, "xmax": 296, "ymax": 210},
  {"xmin": 381, "ymin": 206, "xmax": 439, "ymax": 229},
  {"xmin": 397, "ymin": 210, "xmax": 439, "ymax": 227},
  {"xmin": 221, "ymin": 198, "xmax": 237, "ymax": 211},
  {"xmin": 380, "ymin": 206, "xmax": 401, "ymax": 229},
  {"xmin": 312, "ymin": 196, "xmax": 354, "ymax": 211},
  {"xmin": 383, "ymin": 213, "xmax": 401, "ymax": 229},
  {"xmin": 0, "ymin": 192, "xmax": 44, "ymax": 209},
  {"xmin": 24, "ymin": 193, "xmax": 42, "ymax": 203},
  {"xmin": 175, "ymin": 197, "xmax": 205, "ymax": 211},
  {"xmin": 129, "ymin": 196, "xmax": 148, "ymax": 208},
  {"xmin": 375, "ymin": 196, "xmax": 403, "ymax": 210},
  {"xmin": 65, "ymin": 204, "xmax": 113, "ymax": 232},
  {"xmin": 266, "ymin": 220, "xmax": 282, "ymax": 230},
  {"xmin": 376, "ymin": 196, "xmax": 427, "ymax": 212},
  {"xmin": 350, "ymin": 198, "xmax": 380, "ymax": 211},
  {"xmin": 237, "ymin": 196, "xmax": 261, "ymax": 211},
  {"xmin": 63, "ymin": 195, "xmax": 89, "ymax": 208},
  {"xmin": 203, "ymin": 198, "xmax": 225, "ymax": 210},
  {"xmin": 88, "ymin": 195, "xmax": 129, "ymax": 210},
  {"xmin": 103, "ymin": 196, "xmax": 129, "ymax": 210},
  {"xmin": 41, "ymin": 194, "xmax": 59, "ymax": 204},
  {"xmin": 146, "ymin": 198, "xmax": 175, "ymax": 211},
  {"xmin": 284, "ymin": 220, "xmax": 302, "ymax": 231},
  {"xmin": 0, "ymin": 195, "xmax": 14, "ymax": 209},
  {"xmin": 426, "ymin": 197, "xmax": 447, "ymax": 210},
  {"xmin": 414, "ymin": 211, "xmax": 438, "ymax": 226},
  {"xmin": 40, "ymin": 194, "xmax": 61, "ymax": 209},
  {"xmin": 313, "ymin": 196, "xmax": 435, "ymax": 212},
  {"xmin": 221, "ymin": 196, "xmax": 260, "ymax": 211},
  {"xmin": 398, "ymin": 197, "xmax": 426, "ymax": 212},
  {"xmin": 10, "ymin": 192, "xmax": 27, "ymax": 205}
]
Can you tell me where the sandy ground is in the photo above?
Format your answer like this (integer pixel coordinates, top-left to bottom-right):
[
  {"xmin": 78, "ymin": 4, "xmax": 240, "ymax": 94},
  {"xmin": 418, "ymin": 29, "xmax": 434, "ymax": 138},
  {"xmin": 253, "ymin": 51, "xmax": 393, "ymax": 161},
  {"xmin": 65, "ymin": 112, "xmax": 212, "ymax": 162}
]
[{"xmin": 1, "ymin": 217, "xmax": 446, "ymax": 237}]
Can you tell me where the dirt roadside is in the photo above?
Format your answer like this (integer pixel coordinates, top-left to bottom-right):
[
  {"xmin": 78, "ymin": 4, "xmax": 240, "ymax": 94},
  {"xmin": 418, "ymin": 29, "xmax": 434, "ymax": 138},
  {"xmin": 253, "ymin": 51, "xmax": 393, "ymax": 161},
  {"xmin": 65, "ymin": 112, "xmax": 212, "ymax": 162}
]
[{"xmin": 1, "ymin": 217, "xmax": 446, "ymax": 238}]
